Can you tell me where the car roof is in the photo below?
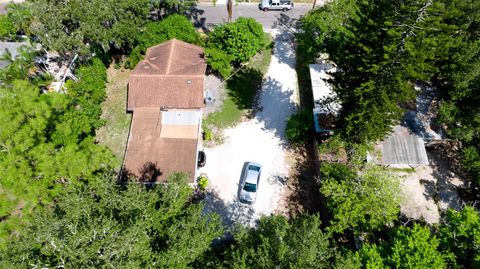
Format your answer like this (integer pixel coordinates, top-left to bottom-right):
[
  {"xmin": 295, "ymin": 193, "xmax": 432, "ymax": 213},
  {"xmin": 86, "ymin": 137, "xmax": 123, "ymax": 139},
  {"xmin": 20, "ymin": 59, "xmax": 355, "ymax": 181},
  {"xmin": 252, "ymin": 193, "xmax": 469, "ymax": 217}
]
[
  {"xmin": 245, "ymin": 162, "xmax": 262, "ymax": 184},
  {"xmin": 245, "ymin": 170, "xmax": 259, "ymax": 184}
]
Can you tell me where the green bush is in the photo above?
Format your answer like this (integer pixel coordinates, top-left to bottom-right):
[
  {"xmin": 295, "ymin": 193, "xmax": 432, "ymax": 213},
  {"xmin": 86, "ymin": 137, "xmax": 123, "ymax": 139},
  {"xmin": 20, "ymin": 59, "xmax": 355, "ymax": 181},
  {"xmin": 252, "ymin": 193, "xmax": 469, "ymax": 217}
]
[
  {"xmin": 0, "ymin": 15, "xmax": 15, "ymax": 39},
  {"xmin": 286, "ymin": 109, "xmax": 313, "ymax": 145},
  {"xmin": 126, "ymin": 14, "xmax": 201, "ymax": 68},
  {"xmin": 197, "ymin": 176, "xmax": 208, "ymax": 191},
  {"xmin": 208, "ymin": 17, "xmax": 265, "ymax": 64},
  {"xmin": 203, "ymin": 125, "xmax": 214, "ymax": 141},
  {"xmin": 205, "ymin": 47, "xmax": 234, "ymax": 79}
]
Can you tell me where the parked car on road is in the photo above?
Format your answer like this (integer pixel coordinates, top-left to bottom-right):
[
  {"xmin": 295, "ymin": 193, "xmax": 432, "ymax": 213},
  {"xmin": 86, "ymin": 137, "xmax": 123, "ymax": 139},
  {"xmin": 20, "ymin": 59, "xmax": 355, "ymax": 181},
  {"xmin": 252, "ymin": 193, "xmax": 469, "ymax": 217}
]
[
  {"xmin": 238, "ymin": 162, "xmax": 262, "ymax": 204},
  {"xmin": 258, "ymin": 0, "xmax": 293, "ymax": 12}
]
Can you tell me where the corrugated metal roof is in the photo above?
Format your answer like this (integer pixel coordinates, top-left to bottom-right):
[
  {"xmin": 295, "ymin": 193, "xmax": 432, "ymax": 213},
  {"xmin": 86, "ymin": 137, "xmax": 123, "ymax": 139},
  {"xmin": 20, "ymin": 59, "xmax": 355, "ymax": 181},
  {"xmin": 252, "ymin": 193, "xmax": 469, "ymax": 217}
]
[
  {"xmin": 377, "ymin": 126, "xmax": 429, "ymax": 165},
  {"xmin": 309, "ymin": 63, "xmax": 341, "ymax": 113}
]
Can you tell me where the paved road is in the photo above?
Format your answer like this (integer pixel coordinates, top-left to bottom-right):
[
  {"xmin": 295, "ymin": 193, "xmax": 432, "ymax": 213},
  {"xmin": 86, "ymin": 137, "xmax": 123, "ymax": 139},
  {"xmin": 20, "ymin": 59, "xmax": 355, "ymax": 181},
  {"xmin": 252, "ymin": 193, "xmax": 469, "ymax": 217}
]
[{"xmin": 191, "ymin": 3, "xmax": 311, "ymax": 31}]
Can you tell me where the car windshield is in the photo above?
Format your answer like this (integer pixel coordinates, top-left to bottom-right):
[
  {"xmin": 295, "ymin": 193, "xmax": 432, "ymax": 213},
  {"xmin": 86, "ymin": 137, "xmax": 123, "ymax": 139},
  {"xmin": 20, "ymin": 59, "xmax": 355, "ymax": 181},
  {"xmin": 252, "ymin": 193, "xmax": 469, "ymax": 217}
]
[
  {"xmin": 248, "ymin": 165, "xmax": 260, "ymax": 172},
  {"xmin": 243, "ymin": 182, "xmax": 257, "ymax": 192}
]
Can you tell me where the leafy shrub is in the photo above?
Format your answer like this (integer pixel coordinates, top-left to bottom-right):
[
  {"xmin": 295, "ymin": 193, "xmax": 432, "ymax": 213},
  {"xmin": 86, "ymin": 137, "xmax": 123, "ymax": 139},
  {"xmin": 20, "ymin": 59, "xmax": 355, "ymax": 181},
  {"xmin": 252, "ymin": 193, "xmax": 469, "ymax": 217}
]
[
  {"xmin": 126, "ymin": 14, "xmax": 201, "ymax": 68},
  {"xmin": 0, "ymin": 15, "xmax": 15, "ymax": 39},
  {"xmin": 205, "ymin": 47, "xmax": 234, "ymax": 79},
  {"xmin": 203, "ymin": 125, "xmax": 214, "ymax": 141},
  {"xmin": 286, "ymin": 109, "xmax": 313, "ymax": 145},
  {"xmin": 208, "ymin": 17, "xmax": 265, "ymax": 64},
  {"xmin": 197, "ymin": 176, "xmax": 209, "ymax": 191},
  {"xmin": 51, "ymin": 58, "xmax": 107, "ymax": 145}
]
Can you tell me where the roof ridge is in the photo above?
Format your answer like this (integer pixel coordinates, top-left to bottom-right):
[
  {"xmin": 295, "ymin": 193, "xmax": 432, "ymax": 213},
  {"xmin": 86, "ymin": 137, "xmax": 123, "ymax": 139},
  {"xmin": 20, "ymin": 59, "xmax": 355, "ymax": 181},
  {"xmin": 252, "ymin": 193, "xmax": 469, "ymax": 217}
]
[{"xmin": 165, "ymin": 41, "xmax": 174, "ymax": 75}]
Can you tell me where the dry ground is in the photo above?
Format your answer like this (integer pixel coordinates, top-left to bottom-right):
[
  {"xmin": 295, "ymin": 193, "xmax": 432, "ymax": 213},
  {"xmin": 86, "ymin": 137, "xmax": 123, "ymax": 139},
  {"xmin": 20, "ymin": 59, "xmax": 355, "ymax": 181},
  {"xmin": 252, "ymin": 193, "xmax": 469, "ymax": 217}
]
[
  {"xmin": 96, "ymin": 66, "xmax": 132, "ymax": 162},
  {"xmin": 397, "ymin": 146, "xmax": 468, "ymax": 224}
]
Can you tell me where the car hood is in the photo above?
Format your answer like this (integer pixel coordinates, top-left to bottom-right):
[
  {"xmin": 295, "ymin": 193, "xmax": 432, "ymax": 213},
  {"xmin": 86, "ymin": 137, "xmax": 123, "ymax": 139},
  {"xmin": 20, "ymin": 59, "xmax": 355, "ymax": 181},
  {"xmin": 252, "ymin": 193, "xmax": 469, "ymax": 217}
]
[{"xmin": 239, "ymin": 190, "xmax": 257, "ymax": 204}]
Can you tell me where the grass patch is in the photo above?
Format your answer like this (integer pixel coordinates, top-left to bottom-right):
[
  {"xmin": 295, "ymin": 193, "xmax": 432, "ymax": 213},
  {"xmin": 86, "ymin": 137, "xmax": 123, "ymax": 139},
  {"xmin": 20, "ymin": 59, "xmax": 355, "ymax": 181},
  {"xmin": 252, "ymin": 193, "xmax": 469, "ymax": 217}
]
[
  {"xmin": 96, "ymin": 65, "xmax": 132, "ymax": 162},
  {"xmin": 204, "ymin": 37, "xmax": 273, "ymax": 129},
  {"xmin": 389, "ymin": 167, "xmax": 417, "ymax": 173}
]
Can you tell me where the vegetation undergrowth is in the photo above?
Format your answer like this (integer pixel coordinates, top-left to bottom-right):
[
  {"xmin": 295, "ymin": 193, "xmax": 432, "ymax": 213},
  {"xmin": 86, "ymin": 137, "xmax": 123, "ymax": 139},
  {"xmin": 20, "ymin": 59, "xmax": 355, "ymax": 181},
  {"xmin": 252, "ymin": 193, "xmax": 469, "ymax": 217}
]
[
  {"xmin": 95, "ymin": 66, "xmax": 132, "ymax": 160},
  {"xmin": 203, "ymin": 37, "xmax": 273, "ymax": 130}
]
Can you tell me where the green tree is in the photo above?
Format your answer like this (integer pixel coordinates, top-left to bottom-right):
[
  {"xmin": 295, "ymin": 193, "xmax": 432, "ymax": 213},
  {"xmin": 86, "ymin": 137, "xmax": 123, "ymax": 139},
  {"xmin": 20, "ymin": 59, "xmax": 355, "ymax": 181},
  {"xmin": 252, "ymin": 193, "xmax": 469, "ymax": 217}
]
[
  {"xmin": 439, "ymin": 206, "xmax": 480, "ymax": 268},
  {"xmin": 286, "ymin": 108, "xmax": 314, "ymax": 145},
  {"xmin": 0, "ymin": 57, "xmax": 116, "ymax": 243},
  {"xmin": 0, "ymin": 173, "xmax": 223, "ymax": 268},
  {"xmin": 5, "ymin": 1, "xmax": 33, "ymax": 35},
  {"xmin": 30, "ymin": 0, "xmax": 150, "ymax": 55},
  {"xmin": 0, "ymin": 14, "xmax": 15, "ymax": 39},
  {"xmin": 321, "ymin": 164, "xmax": 402, "ymax": 234},
  {"xmin": 205, "ymin": 47, "xmax": 234, "ymax": 79},
  {"xmin": 357, "ymin": 225, "xmax": 447, "ymax": 269},
  {"xmin": 225, "ymin": 215, "xmax": 333, "ymax": 269},
  {"xmin": 209, "ymin": 17, "xmax": 266, "ymax": 64},
  {"xmin": 435, "ymin": 0, "xmax": 480, "ymax": 187},
  {"xmin": 357, "ymin": 244, "xmax": 386, "ymax": 269},
  {"xmin": 388, "ymin": 224, "xmax": 446, "ymax": 269},
  {"xmin": 150, "ymin": 0, "xmax": 197, "ymax": 17}
]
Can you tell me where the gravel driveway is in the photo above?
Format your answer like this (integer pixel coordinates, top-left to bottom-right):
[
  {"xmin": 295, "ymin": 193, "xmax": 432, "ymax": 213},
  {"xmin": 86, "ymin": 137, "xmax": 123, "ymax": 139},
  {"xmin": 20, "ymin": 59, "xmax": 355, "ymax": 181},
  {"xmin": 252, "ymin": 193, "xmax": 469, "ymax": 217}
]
[{"xmin": 200, "ymin": 27, "xmax": 298, "ymax": 228}]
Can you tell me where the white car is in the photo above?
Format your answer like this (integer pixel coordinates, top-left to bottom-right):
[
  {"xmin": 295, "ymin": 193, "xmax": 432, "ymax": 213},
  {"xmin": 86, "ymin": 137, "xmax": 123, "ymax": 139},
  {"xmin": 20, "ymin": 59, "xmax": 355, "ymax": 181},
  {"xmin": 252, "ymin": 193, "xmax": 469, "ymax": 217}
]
[
  {"xmin": 258, "ymin": 0, "xmax": 293, "ymax": 12},
  {"xmin": 238, "ymin": 162, "xmax": 262, "ymax": 204}
]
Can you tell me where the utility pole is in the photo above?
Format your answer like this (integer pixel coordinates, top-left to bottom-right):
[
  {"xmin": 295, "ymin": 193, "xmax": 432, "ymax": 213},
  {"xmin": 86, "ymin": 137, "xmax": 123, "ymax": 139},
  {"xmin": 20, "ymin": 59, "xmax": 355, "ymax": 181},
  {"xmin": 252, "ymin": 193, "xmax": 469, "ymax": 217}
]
[{"xmin": 227, "ymin": 0, "xmax": 233, "ymax": 22}]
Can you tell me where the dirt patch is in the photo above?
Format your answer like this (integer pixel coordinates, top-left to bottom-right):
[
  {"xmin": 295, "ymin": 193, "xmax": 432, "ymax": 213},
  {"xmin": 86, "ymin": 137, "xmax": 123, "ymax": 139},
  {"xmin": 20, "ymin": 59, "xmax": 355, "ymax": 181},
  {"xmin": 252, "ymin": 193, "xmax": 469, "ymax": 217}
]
[
  {"xmin": 96, "ymin": 66, "xmax": 132, "ymax": 161},
  {"xmin": 398, "ymin": 145, "xmax": 468, "ymax": 224},
  {"xmin": 277, "ymin": 145, "xmax": 324, "ymax": 218}
]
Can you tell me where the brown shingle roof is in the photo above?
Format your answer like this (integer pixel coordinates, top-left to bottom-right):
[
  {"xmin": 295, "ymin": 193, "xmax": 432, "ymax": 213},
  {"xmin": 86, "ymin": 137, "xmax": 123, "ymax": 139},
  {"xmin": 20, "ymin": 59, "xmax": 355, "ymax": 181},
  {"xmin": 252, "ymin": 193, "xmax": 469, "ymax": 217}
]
[
  {"xmin": 123, "ymin": 108, "xmax": 199, "ymax": 183},
  {"xmin": 128, "ymin": 39, "xmax": 206, "ymax": 111}
]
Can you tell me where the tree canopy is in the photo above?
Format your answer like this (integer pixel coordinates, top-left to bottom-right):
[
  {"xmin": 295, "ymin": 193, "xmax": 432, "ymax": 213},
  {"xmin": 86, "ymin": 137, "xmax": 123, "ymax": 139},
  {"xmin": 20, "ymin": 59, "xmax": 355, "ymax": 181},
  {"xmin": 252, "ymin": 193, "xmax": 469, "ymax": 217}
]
[
  {"xmin": 358, "ymin": 224, "xmax": 447, "ymax": 269},
  {"xmin": 30, "ymin": 0, "xmax": 150, "ymax": 55},
  {"xmin": 320, "ymin": 164, "xmax": 402, "ymax": 234},
  {"xmin": 0, "ymin": 57, "xmax": 115, "ymax": 242},
  {"xmin": 0, "ymin": 173, "xmax": 223, "ymax": 268},
  {"xmin": 208, "ymin": 17, "xmax": 266, "ymax": 64},
  {"xmin": 439, "ymin": 206, "xmax": 480, "ymax": 268},
  {"xmin": 223, "ymin": 215, "xmax": 333, "ymax": 269}
]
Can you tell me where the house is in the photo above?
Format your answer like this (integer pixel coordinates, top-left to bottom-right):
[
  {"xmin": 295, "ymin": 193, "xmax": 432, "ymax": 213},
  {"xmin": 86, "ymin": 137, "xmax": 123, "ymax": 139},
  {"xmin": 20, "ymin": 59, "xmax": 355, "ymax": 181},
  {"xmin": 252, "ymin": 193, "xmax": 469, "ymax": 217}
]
[
  {"xmin": 122, "ymin": 39, "xmax": 206, "ymax": 183},
  {"xmin": 309, "ymin": 62, "xmax": 340, "ymax": 135}
]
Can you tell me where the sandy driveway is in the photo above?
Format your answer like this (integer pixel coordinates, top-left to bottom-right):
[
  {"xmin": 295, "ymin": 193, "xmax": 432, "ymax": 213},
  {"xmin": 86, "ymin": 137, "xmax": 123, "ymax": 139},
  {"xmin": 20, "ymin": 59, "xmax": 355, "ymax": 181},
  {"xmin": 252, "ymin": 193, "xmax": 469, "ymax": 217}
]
[{"xmin": 201, "ymin": 27, "xmax": 298, "ymax": 228}]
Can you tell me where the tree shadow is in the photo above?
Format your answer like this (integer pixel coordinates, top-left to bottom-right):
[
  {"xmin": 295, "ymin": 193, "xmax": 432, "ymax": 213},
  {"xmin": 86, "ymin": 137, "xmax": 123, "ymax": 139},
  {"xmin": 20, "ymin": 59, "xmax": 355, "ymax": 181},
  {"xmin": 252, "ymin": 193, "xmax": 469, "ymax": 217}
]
[
  {"xmin": 273, "ymin": 12, "xmax": 301, "ymax": 31},
  {"xmin": 226, "ymin": 67, "xmax": 264, "ymax": 110},
  {"xmin": 253, "ymin": 76, "xmax": 297, "ymax": 140},
  {"xmin": 427, "ymin": 146, "xmax": 469, "ymax": 210},
  {"xmin": 203, "ymin": 189, "xmax": 257, "ymax": 230},
  {"xmin": 119, "ymin": 161, "xmax": 162, "ymax": 185},
  {"xmin": 188, "ymin": 6, "xmax": 212, "ymax": 33},
  {"xmin": 270, "ymin": 24, "xmax": 296, "ymax": 69}
]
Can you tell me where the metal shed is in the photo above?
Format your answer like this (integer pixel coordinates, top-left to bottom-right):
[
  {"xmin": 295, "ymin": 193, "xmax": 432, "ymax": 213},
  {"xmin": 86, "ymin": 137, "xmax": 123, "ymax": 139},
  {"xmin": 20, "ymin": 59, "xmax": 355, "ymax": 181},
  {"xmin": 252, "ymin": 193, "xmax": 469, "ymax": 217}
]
[{"xmin": 369, "ymin": 125, "xmax": 429, "ymax": 167}]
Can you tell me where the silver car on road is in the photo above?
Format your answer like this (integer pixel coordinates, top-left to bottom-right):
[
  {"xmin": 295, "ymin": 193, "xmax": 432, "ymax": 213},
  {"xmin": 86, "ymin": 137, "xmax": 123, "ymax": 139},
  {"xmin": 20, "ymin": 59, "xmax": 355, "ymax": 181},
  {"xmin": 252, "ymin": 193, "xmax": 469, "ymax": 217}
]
[{"xmin": 238, "ymin": 162, "xmax": 262, "ymax": 204}]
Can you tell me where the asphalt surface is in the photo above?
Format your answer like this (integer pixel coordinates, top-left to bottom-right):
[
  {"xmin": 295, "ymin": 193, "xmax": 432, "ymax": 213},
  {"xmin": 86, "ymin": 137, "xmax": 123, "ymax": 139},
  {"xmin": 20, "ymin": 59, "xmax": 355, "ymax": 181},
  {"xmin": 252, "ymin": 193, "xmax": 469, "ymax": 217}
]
[
  {"xmin": 191, "ymin": 3, "xmax": 311, "ymax": 31},
  {"xmin": 1, "ymin": 2, "xmax": 311, "ymax": 30}
]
